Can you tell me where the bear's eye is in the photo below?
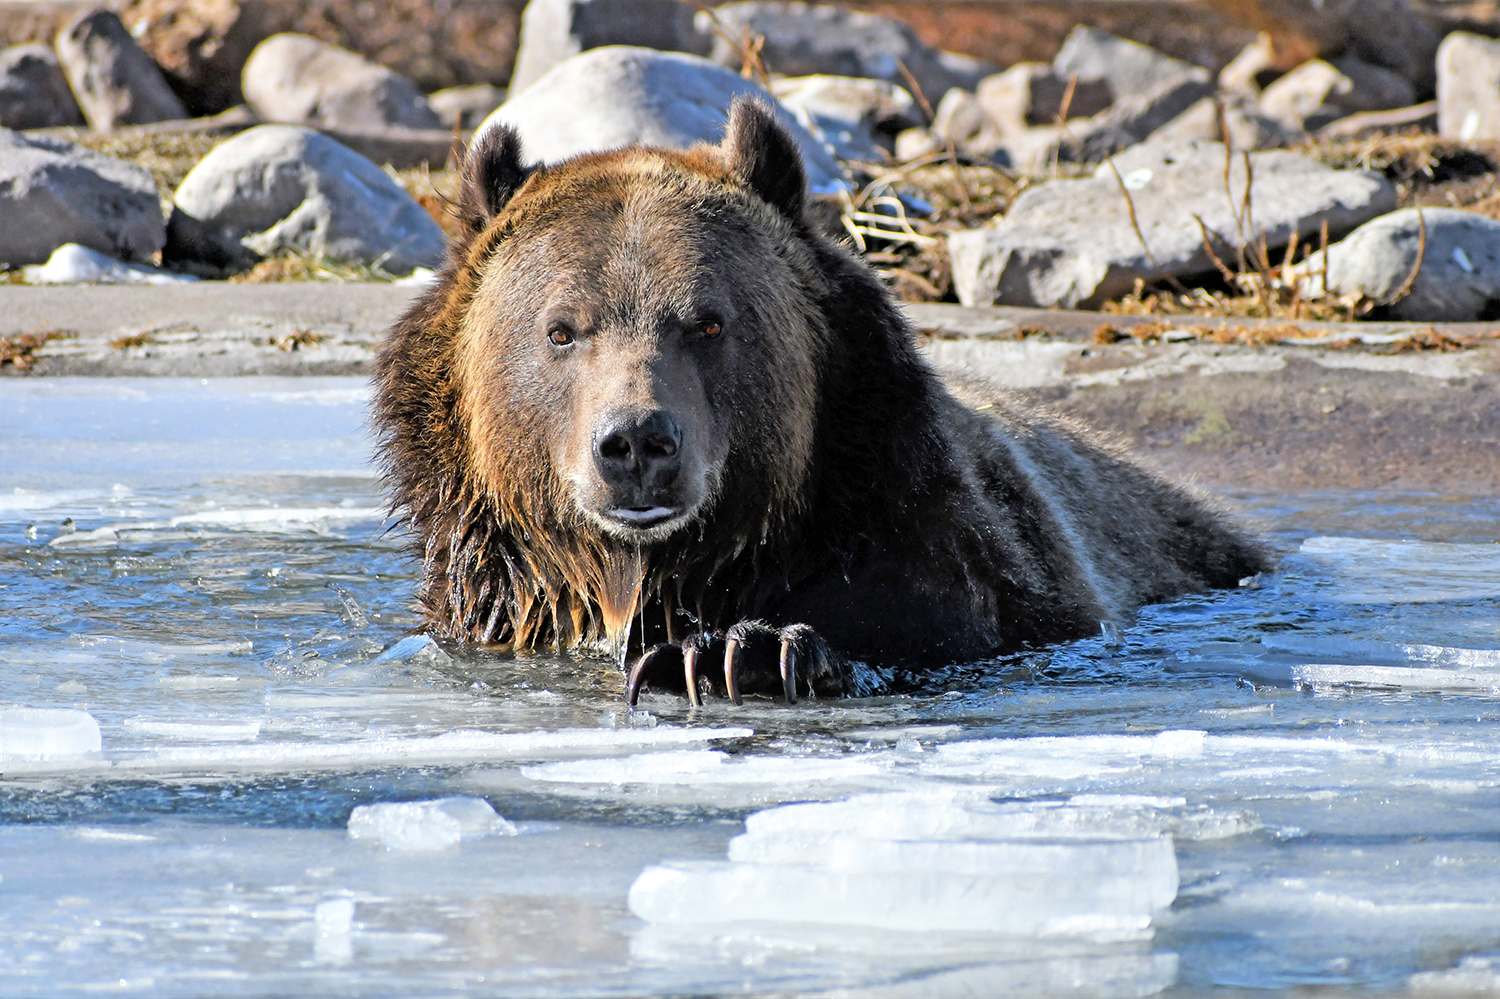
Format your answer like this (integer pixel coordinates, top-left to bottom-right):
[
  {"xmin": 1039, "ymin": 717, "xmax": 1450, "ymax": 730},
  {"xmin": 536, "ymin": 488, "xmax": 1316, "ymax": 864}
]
[
  {"xmin": 547, "ymin": 324, "xmax": 575, "ymax": 347},
  {"xmin": 698, "ymin": 319, "xmax": 724, "ymax": 339}
]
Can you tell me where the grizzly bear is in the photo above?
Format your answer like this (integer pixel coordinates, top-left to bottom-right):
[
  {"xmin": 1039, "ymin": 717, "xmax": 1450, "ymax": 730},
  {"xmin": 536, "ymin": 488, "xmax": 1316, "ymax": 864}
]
[{"xmin": 373, "ymin": 98, "xmax": 1269, "ymax": 706}]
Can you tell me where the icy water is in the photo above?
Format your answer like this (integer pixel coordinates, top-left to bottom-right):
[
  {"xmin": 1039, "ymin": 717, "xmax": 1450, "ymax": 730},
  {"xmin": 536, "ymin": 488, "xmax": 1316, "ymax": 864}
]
[{"xmin": 3, "ymin": 378, "xmax": 1500, "ymax": 998}]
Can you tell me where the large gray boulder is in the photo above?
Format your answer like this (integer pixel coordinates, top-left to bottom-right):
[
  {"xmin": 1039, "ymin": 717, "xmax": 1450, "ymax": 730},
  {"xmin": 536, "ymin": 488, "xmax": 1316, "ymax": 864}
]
[
  {"xmin": 702, "ymin": 2, "xmax": 992, "ymax": 104},
  {"xmin": 477, "ymin": 46, "xmax": 845, "ymax": 195},
  {"xmin": 771, "ymin": 74, "xmax": 917, "ymax": 163},
  {"xmin": 241, "ymin": 34, "xmax": 441, "ymax": 132},
  {"xmin": 0, "ymin": 44, "xmax": 84, "ymax": 129},
  {"xmin": 54, "ymin": 9, "xmax": 186, "ymax": 131},
  {"xmin": 1293, "ymin": 208, "xmax": 1500, "ymax": 322},
  {"xmin": 0, "ymin": 130, "xmax": 164, "ymax": 266},
  {"xmin": 509, "ymin": 0, "xmax": 709, "ymax": 96},
  {"xmin": 1052, "ymin": 26, "xmax": 1206, "ymax": 101},
  {"xmin": 166, "ymin": 125, "xmax": 445, "ymax": 274},
  {"xmin": 1437, "ymin": 33, "xmax": 1500, "ymax": 143},
  {"xmin": 948, "ymin": 141, "xmax": 1396, "ymax": 309}
]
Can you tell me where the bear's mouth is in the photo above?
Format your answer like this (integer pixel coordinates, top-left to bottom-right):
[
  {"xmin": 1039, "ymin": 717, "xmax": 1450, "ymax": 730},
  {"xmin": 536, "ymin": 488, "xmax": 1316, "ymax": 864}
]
[{"xmin": 605, "ymin": 506, "xmax": 681, "ymax": 528}]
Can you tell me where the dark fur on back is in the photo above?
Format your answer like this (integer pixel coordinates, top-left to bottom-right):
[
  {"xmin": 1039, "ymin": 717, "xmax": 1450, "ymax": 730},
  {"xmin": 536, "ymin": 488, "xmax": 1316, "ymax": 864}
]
[{"xmin": 373, "ymin": 100, "xmax": 1269, "ymax": 680}]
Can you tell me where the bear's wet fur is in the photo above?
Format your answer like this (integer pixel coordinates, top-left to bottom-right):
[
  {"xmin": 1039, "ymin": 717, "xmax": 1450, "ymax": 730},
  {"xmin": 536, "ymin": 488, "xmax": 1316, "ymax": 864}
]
[{"xmin": 373, "ymin": 98, "xmax": 1269, "ymax": 701}]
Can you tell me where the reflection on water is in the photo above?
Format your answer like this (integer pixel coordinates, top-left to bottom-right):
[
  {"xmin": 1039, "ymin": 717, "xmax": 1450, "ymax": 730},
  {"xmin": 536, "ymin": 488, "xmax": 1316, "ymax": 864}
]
[{"xmin": 1, "ymin": 379, "xmax": 1498, "ymax": 996}]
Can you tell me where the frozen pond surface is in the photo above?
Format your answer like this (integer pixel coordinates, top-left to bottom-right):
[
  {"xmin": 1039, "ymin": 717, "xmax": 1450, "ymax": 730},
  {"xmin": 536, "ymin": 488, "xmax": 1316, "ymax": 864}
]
[{"xmin": 3, "ymin": 378, "xmax": 1500, "ymax": 997}]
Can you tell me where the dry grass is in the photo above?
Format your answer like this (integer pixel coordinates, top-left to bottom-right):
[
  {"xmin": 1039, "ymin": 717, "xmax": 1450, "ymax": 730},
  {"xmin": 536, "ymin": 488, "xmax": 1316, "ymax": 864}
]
[
  {"xmin": 229, "ymin": 253, "xmax": 405, "ymax": 284},
  {"xmin": 0, "ymin": 330, "xmax": 73, "ymax": 371},
  {"xmin": 73, "ymin": 131, "xmax": 225, "ymax": 213}
]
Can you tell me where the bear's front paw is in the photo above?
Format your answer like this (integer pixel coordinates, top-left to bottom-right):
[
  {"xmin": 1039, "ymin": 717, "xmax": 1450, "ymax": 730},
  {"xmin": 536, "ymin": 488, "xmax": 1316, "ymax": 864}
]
[{"xmin": 625, "ymin": 620, "xmax": 841, "ymax": 706}]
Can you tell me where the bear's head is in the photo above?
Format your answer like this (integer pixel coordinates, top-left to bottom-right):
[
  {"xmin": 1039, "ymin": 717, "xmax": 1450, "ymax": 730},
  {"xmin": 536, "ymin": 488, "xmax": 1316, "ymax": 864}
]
[{"xmin": 448, "ymin": 98, "xmax": 824, "ymax": 548}]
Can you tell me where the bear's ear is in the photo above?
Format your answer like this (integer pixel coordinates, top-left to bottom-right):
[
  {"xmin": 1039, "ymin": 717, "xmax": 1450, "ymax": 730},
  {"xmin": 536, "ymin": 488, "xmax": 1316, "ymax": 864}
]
[
  {"xmin": 458, "ymin": 124, "xmax": 531, "ymax": 235},
  {"xmin": 721, "ymin": 97, "xmax": 806, "ymax": 220}
]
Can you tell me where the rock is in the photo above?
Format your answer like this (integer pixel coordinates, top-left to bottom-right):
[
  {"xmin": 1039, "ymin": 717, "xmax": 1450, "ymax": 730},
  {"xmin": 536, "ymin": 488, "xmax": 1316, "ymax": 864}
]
[
  {"xmin": 509, "ymin": 0, "xmax": 709, "ymax": 96},
  {"xmin": 893, "ymin": 126, "xmax": 940, "ymax": 162},
  {"xmin": 477, "ymin": 46, "xmax": 845, "ymax": 195},
  {"xmin": 1259, "ymin": 57, "xmax": 1416, "ymax": 132},
  {"xmin": 1058, "ymin": 73, "xmax": 1214, "ymax": 163},
  {"xmin": 1214, "ymin": 0, "xmax": 1441, "ymax": 93},
  {"xmin": 427, "ymin": 83, "xmax": 506, "ymax": 130},
  {"xmin": 316, "ymin": 125, "xmax": 456, "ymax": 170},
  {"xmin": 974, "ymin": 63, "xmax": 1111, "ymax": 135},
  {"xmin": 1217, "ymin": 36, "xmax": 1285, "ymax": 94},
  {"xmin": 54, "ymin": 9, "xmax": 187, "ymax": 131},
  {"xmin": 0, "ymin": 130, "xmax": 164, "ymax": 265},
  {"xmin": 23, "ymin": 243, "xmax": 197, "ymax": 284},
  {"xmin": 0, "ymin": 43, "xmax": 83, "ymax": 129},
  {"xmin": 1147, "ymin": 94, "xmax": 1299, "ymax": 151},
  {"xmin": 1318, "ymin": 102, "xmax": 1438, "ymax": 141},
  {"xmin": 1052, "ymin": 26, "xmax": 1207, "ymax": 101},
  {"xmin": 1292, "ymin": 208, "xmax": 1500, "ymax": 322},
  {"xmin": 120, "ymin": 0, "xmax": 270, "ymax": 115},
  {"xmin": 947, "ymin": 141, "xmax": 1395, "ymax": 308},
  {"xmin": 702, "ymin": 2, "xmax": 993, "ymax": 104},
  {"xmin": 1437, "ymin": 33, "xmax": 1500, "ymax": 143},
  {"xmin": 990, "ymin": 124, "xmax": 1066, "ymax": 174},
  {"xmin": 241, "ymin": 33, "xmax": 441, "ymax": 132},
  {"xmin": 166, "ymin": 124, "xmax": 445, "ymax": 274},
  {"xmin": 772, "ymin": 74, "xmax": 917, "ymax": 163},
  {"xmin": 930, "ymin": 88, "xmax": 985, "ymax": 146}
]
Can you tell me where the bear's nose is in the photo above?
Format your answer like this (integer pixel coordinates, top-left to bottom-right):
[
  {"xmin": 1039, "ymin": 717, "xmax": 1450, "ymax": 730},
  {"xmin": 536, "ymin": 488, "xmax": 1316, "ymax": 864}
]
[{"xmin": 594, "ymin": 410, "xmax": 682, "ymax": 488}]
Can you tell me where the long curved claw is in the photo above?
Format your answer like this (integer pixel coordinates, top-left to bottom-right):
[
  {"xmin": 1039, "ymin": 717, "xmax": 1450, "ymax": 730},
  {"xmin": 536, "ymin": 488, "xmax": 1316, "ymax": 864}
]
[
  {"xmin": 778, "ymin": 638, "xmax": 798, "ymax": 704},
  {"xmin": 683, "ymin": 643, "xmax": 703, "ymax": 707},
  {"xmin": 627, "ymin": 644, "xmax": 681, "ymax": 707},
  {"xmin": 723, "ymin": 638, "xmax": 743, "ymax": 705}
]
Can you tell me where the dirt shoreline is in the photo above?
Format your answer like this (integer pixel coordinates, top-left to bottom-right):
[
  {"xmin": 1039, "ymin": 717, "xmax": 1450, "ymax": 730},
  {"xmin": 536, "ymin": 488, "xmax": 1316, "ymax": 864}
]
[{"xmin": 3, "ymin": 283, "xmax": 1496, "ymax": 493}]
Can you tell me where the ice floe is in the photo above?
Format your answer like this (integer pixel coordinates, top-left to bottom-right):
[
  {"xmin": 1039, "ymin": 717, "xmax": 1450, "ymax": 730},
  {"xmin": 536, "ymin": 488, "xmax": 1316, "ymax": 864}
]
[
  {"xmin": 0, "ymin": 708, "xmax": 101, "ymax": 760},
  {"xmin": 631, "ymin": 789, "xmax": 1180, "ymax": 939},
  {"xmin": 347, "ymin": 797, "xmax": 515, "ymax": 851}
]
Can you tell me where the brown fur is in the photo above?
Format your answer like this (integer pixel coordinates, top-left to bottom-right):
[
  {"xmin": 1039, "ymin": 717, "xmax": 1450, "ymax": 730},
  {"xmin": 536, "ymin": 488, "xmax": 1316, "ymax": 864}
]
[{"xmin": 372, "ymin": 100, "xmax": 1269, "ymax": 692}]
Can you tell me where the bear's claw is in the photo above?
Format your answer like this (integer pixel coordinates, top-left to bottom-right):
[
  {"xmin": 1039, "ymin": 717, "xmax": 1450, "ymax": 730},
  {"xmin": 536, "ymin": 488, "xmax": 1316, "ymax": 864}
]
[{"xmin": 625, "ymin": 621, "xmax": 832, "ymax": 706}]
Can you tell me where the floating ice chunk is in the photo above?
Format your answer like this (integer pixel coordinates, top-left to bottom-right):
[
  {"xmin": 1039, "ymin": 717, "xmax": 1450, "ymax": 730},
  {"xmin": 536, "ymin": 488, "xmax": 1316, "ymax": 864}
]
[
  {"xmin": 926, "ymin": 730, "xmax": 1206, "ymax": 779},
  {"xmin": 743, "ymin": 789, "xmax": 1252, "ymax": 844},
  {"xmin": 628, "ymin": 850, "xmax": 1172, "ymax": 938},
  {"xmin": 1301, "ymin": 536, "xmax": 1500, "ymax": 604},
  {"xmin": 1262, "ymin": 635, "xmax": 1500, "ymax": 670},
  {"xmin": 313, "ymin": 898, "xmax": 355, "ymax": 964},
  {"xmin": 348, "ymin": 797, "xmax": 516, "ymax": 851},
  {"xmin": 371, "ymin": 634, "xmax": 453, "ymax": 667},
  {"xmin": 169, "ymin": 506, "xmax": 385, "ymax": 529},
  {"xmin": 522, "ymin": 749, "xmax": 887, "ymax": 786},
  {"xmin": 1291, "ymin": 663, "xmax": 1500, "ymax": 693},
  {"xmin": 1409, "ymin": 954, "xmax": 1500, "ymax": 992},
  {"xmin": 122, "ymin": 718, "xmax": 263, "ymax": 741},
  {"xmin": 0, "ymin": 708, "xmax": 101, "ymax": 760},
  {"xmin": 113, "ymin": 726, "xmax": 754, "ymax": 775},
  {"xmin": 157, "ymin": 674, "xmax": 257, "ymax": 691}
]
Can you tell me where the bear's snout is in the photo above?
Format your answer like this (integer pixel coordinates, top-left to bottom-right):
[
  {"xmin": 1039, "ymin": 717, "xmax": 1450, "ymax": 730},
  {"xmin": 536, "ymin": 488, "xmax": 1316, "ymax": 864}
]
[{"xmin": 591, "ymin": 409, "xmax": 688, "ymax": 529}]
